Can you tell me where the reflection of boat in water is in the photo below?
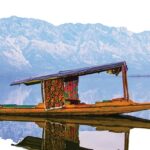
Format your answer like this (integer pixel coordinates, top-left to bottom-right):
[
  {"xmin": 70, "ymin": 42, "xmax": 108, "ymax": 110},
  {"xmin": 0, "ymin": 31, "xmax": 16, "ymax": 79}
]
[
  {"xmin": 13, "ymin": 136, "xmax": 92, "ymax": 150},
  {"xmin": 0, "ymin": 115, "xmax": 150, "ymax": 150},
  {"xmin": 0, "ymin": 61, "xmax": 150, "ymax": 116},
  {"xmin": 1, "ymin": 115, "xmax": 150, "ymax": 130}
]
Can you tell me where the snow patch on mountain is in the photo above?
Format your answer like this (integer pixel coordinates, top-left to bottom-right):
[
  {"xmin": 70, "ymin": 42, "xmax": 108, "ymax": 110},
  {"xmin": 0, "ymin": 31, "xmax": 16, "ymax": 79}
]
[
  {"xmin": 3, "ymin": 50, "xmax": 29, "ymax": 69},
  {"xmin": 31, "ymin": 40, "xmax": 76, "ymax": 58},
  {"xmin": 1, "ymin": 36, "xmax": 31, "ymax": 69}
]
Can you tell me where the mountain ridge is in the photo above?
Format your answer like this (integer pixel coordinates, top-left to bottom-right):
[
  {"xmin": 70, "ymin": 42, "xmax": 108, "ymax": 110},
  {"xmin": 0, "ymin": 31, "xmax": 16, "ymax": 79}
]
[{"xmin": 1, "ymin": 16, "xmax": 150, "ymax": 80}]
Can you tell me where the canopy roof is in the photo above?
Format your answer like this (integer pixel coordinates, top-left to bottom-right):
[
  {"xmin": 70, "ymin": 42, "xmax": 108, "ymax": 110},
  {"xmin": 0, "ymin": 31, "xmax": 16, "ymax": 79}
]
[{"xmin": 11, "ymin": 61, "xmax": 126, "ymax": 86}]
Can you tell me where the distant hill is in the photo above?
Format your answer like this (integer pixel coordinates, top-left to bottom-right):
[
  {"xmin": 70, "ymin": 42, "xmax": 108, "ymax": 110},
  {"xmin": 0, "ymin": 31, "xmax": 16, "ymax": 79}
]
[{"xmin": 1, "ymin": 16, "xmax": 150, "ymax": 80}]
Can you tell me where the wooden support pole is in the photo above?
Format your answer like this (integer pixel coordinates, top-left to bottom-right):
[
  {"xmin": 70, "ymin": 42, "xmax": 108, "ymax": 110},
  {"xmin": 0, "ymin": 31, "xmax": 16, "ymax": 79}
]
[
  {"xmin": 41, "ymin": 128, "xmax": 45, "ymax": 150},
  {"xmin": 124, "ymin": 67, "xmax": 129, "ymax": 100},
  {"xmin": 124, "ymin": 131, "xmax": 130, "ymax": 150},
  {"xmin": 122, "ymin": 64, "xmax": 129, "ymax": 100},
  {"xmin": 41, "ymin": 81, "xmax": 45, "ymax": 103}
]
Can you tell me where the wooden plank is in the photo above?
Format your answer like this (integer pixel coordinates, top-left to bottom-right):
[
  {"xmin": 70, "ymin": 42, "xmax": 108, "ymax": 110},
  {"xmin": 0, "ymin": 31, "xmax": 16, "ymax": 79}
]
[{"xmin": 0, "ymin": 102, "xmax": 149, "ymax": 116}]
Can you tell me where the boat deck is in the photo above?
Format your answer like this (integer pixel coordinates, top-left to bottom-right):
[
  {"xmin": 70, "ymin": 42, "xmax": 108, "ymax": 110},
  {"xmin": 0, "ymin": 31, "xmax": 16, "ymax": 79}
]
[{"xmin": 0, "ymin": 100, "xmax": 150, "ymax": 116}]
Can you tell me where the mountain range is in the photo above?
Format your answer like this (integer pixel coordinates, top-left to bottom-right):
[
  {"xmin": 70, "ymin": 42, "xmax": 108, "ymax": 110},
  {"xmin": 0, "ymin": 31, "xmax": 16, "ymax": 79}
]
[{"xmin": 1, "ymin": 16, "xmax": 150, "ymax": 81}]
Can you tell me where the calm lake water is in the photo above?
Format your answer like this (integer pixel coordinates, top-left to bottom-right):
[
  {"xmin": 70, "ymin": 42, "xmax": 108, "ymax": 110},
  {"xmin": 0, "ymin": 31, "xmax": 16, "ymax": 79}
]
[
  {"xmin": 0, "ymin": 76, "xmax": 150, "ymax": 150},
  {"xmin": 0, "ymin": 115, "xmax": 150, "ymax": 150}
]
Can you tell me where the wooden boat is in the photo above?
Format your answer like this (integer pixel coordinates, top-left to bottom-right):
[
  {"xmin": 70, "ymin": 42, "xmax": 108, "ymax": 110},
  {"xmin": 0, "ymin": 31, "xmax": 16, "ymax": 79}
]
[
  {"xmin": 6, "ymin": 115, "xmax": 150, "ymax": 150},
  {"xmin": 1, "ymin": 61, "xmax": 150, "ymax": 116}
]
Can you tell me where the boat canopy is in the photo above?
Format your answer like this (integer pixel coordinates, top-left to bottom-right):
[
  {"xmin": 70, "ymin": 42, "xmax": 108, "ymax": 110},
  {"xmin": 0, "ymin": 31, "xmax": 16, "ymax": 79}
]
[{"xmin": 10, "ymin": 61, "xmax": 127, "ymax": 86}]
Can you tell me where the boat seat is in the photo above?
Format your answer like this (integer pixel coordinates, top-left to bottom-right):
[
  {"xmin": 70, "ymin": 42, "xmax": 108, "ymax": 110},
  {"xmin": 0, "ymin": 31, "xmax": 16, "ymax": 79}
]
[
  {"xmin": 35, "ymin": 103, "xmax": 45, "ymax": 109},
  {"xmin": 65, "ymin": 99, "xmax": 80, "ymax": 105}
]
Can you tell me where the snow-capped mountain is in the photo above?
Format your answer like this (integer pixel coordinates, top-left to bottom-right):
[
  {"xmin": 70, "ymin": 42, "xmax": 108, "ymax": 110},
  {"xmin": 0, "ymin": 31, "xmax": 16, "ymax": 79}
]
[{"xmin": 1, "ymin": 16, "xmax": 150, "ymax": 80}]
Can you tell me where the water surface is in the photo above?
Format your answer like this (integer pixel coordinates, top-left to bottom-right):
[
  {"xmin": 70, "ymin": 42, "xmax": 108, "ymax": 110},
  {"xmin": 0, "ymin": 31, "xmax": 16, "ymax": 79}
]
[
  {"xmin": 0, "ymin": 115, "xmax": 150, "ymax": 150},
  {"xmin": 0, "ymin": 77, "xmax": 150, "ymax": 149}
]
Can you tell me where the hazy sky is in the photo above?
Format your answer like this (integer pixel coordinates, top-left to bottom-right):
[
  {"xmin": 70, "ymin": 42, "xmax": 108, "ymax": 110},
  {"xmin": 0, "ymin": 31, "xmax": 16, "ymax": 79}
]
[{"xmin": 0, "ymin": 0, "xmax": 150, "ymax": 32}]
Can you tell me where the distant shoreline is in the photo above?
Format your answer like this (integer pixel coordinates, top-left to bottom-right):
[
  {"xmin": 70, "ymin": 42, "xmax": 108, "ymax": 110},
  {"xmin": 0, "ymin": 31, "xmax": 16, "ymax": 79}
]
[{"xmin": 128, "ymin": 75, "xmax": 150, "ymax": 78}]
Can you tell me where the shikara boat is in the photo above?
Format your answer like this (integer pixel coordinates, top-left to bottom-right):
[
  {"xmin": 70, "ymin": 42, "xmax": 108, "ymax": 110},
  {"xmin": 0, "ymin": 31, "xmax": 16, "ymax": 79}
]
[{"xmin": 1, "ymin": 61, "xmax": 150, "ymax": 116}]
